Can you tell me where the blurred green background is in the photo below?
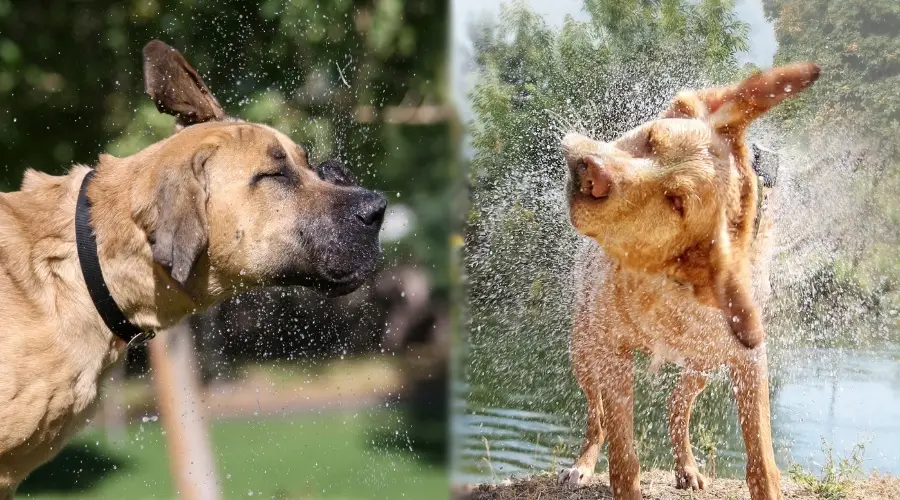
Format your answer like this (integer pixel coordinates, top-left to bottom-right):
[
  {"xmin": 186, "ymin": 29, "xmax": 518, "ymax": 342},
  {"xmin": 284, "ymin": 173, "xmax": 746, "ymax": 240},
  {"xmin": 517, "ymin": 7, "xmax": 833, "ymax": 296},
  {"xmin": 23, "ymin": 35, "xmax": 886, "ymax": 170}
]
[{"xmin": 1, "ymin": 0, "xmax": 460, "ymax": 498}]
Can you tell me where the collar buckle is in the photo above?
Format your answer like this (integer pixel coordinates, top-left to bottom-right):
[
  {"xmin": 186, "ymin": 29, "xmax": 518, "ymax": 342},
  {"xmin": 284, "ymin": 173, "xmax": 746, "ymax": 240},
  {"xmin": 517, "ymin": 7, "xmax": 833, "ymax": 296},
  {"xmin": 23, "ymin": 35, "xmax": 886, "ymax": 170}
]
[{"xmin": 126, "ymin": 330, "xmax": 157, "ymax": 349}]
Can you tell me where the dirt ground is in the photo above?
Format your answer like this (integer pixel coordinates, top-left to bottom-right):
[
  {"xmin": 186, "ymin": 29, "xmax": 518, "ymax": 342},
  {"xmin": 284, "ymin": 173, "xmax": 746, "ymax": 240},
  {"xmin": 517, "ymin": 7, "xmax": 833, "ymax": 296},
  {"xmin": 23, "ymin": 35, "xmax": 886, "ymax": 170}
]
[{"xmin": 455, "ymin": 470, "xmax": 900, "ymax": 500}]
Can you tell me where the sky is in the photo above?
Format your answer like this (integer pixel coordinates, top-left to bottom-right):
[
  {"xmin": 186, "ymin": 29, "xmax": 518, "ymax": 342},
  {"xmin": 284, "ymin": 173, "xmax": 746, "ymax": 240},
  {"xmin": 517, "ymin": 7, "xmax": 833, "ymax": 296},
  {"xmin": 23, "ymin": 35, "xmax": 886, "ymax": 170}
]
[{"xmin": 450, "ymin": 0, "xmax": 778, "ymax": 120}]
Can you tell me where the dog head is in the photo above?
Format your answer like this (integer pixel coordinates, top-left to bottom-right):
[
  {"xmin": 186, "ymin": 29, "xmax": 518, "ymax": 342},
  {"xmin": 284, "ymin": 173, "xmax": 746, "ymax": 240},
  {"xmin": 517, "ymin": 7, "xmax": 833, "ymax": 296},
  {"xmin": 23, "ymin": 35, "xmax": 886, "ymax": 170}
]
[
  {"xmin": 139, "ymin": 40, "xmax": 386, "ymax": 298},
  {"xmin": 561, "ymin": 63, "xmax": 819, "ymax": 347}
]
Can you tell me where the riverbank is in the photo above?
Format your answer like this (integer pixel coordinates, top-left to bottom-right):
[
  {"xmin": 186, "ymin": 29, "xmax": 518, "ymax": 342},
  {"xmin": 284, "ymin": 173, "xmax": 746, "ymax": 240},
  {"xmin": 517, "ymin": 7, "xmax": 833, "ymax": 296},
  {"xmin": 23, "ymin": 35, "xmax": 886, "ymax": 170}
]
[{"xmin": 456, "ymin": 470, "xmax": 900, "ymax": 499}]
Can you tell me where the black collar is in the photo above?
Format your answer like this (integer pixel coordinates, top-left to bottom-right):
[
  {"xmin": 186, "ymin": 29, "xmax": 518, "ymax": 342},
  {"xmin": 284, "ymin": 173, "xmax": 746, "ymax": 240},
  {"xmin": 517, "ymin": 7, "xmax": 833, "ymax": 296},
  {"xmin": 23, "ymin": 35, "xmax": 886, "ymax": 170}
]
[
  {"xmin": 75, "ymin": 171, "xmax": 154, "ymax": 346},
  {"xmin": 750, "ymin": 143, "xmax": 779, "ymax": 240}
]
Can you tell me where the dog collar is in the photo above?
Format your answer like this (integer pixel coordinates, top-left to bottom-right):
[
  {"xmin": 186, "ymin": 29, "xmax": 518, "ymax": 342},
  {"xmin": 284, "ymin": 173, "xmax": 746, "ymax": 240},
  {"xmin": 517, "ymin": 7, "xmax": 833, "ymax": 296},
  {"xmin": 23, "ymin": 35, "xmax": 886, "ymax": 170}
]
[
  {"xmin": 752, "ymin": 176, "xmax": 765, "ymax": 239},
  {"xmin": 75, "ymin": 170, "xmax": 156, "ymax": 347},
  {"xmin": 750, "ymin": 144, "xmax": 778, "ymax": 240}
]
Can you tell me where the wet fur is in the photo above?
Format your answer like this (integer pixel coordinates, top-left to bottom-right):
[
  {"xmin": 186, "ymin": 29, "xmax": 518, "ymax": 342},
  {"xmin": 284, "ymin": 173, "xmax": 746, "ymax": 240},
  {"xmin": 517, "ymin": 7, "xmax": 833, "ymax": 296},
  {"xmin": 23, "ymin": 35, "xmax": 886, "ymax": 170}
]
[{"xmin": 557, "ymin": 63, "xmax": 820, "ymax": 500}]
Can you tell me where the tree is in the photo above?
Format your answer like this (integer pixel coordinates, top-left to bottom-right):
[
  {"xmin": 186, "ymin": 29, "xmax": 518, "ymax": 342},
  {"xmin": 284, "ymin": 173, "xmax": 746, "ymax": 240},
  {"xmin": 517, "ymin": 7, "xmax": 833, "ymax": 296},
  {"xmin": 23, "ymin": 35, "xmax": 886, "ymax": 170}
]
[
  {"xmin": 762, "ymin": 0, "xmax": 900, "ymax": 342},
  {"xmin": 763, "ymin": 0, "xmax": 900, "ymax": 150}
]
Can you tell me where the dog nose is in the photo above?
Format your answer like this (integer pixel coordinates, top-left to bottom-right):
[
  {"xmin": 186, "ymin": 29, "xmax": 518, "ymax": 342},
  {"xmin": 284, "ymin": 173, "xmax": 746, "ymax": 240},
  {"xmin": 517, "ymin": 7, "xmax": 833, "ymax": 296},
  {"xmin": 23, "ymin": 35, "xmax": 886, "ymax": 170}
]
[
  {"xmin": 578, "ymin": 155, "xmax": 612, "ymax": 198},
  {"xmin": 356, "ymin": 192, "xmax": 387, "ymax": 226}
]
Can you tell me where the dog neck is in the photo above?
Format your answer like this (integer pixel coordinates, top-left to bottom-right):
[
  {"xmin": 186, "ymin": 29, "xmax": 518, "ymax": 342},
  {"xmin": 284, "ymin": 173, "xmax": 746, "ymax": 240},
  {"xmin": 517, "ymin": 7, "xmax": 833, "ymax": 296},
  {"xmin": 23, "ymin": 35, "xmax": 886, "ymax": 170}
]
[{"xmin": 84, "ymin": 156, "xmax": 230, "ymax": 334}]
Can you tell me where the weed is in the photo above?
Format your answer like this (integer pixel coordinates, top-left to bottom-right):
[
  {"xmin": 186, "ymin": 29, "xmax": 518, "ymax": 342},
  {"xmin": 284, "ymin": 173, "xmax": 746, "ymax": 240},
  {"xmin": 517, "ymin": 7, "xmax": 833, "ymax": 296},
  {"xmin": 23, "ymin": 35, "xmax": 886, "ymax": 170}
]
[
  {"xmin": 482, "ymin": 437, "xmax": 497, "ymax": 481},
  {"xmin": 695, "ymin": 427, "xmax": 719, "ymax": 479},
  {"xmin": 788, "ymin": 438, "xmax": 866, "ymax": 500}
]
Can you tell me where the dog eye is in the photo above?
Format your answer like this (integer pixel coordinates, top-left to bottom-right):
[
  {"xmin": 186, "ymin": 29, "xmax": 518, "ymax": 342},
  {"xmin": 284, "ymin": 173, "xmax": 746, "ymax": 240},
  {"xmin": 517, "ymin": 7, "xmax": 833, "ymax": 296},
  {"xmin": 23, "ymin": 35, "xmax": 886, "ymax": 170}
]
[
  {"xmin": 666, "ymin": 194, "xmax": 684, "ymax": 216},
  {"xmin": 251, "ymin": 169, "xmax": 290, "ymax": 185},
  {"xmin": 646, "ymin": 130, "xmax": 657, "ymax": 155},
  {"xmin": 271, "ymin": 149, "xmax": 287, "ymax": 161}
]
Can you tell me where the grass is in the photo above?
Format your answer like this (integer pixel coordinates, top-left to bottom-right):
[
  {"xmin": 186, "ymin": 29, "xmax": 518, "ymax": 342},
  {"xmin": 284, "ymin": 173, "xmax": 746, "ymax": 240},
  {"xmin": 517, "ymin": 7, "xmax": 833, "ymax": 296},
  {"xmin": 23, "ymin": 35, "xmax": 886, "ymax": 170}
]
[
  {"xmin": 18, "ymin": 408, "xmax": 446, "ymax": 500},
  {"xmin": 787, "ymin": 439, "xmax": 867, "ymax": 500},
  {"xmin": 695, "ymin": 426, "xmax": 720, "ymax": 479}
]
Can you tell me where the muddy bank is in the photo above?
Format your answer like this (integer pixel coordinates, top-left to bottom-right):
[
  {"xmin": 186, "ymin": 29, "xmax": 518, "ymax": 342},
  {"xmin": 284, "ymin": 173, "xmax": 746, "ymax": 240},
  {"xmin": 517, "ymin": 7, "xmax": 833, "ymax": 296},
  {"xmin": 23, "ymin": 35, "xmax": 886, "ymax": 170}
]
[{"xmin": 456, "ymin": 470, "xmax": 900, "ymax": 499}]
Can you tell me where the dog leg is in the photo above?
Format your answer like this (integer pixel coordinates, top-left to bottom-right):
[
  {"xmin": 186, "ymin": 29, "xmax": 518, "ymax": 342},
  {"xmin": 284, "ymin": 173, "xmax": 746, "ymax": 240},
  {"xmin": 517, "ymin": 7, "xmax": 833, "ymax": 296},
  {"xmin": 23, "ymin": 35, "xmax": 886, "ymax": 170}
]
[
  {"xmin": 558, "ymin": 348, "xmax": 606, "ymax": 487},
  {"xmin": 668, "ymin": 370, "xmax": 708, "ymax": 490},
  {"xmin": 599, "ymin": 349, "xmax": 641, "ymax": 500},
  {"xmin": 731, "ymin": 348, "xmax": 782, "ymax": 500}
]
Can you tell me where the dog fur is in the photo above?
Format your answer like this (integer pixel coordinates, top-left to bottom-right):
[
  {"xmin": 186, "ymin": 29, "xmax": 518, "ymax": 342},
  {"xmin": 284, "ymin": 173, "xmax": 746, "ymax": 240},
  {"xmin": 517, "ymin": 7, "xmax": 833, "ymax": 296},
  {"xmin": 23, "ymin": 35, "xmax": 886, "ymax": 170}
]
[
  {"xmin": 0, "ymin": 40, "xmax": 386, "ymax": 497},
  {"xmin": 557, "ymin": 63, "xmax": 820, "ymax": 499}
]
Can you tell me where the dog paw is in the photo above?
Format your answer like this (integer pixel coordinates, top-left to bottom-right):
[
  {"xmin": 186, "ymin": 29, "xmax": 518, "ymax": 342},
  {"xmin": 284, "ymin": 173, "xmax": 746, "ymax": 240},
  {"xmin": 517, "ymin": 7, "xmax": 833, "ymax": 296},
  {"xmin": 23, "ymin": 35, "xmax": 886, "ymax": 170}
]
[
  {"xmin": 557, "ymin": 467, "xmax": 591, "ymax": 487},
  {"xmin": 675, "ymin": 465, "xmax": 708, "ymax": 490}
]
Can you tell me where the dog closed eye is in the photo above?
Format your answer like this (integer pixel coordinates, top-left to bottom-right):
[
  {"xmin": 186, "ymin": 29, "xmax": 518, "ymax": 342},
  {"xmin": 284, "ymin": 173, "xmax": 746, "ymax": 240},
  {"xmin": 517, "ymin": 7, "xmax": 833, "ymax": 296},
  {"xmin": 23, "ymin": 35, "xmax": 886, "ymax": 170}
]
[
  {"xmin": 251, "ymin": 165, "xmax": 292, "ymax": 185},
  {"xmin": 252, "ymin": 170, "xmax": 288, "ymax": 182},
  {"xmin": 251, "ymin": 148, "xmax": 295, "ymax": 185}
]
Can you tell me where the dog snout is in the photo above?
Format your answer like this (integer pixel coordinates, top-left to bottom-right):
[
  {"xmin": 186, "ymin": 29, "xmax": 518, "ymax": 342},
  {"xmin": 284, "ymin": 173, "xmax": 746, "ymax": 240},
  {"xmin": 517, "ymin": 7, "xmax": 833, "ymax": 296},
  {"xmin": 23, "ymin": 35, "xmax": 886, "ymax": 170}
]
[
  {"xmin": 356, "ymin": 191, "xmax": 387, "ymax": 227},
  {"xmin": 574, "ymin": 155, "xmax": 612, "ymax": 198}
]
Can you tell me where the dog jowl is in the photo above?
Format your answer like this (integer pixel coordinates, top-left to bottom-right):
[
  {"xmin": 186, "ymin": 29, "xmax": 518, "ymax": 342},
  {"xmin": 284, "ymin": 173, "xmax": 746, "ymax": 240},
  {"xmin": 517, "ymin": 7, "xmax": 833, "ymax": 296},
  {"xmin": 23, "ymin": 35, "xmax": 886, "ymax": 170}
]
[{"xmin": 556, "ymin": 63, "xmax": 819, "ymax": 500}]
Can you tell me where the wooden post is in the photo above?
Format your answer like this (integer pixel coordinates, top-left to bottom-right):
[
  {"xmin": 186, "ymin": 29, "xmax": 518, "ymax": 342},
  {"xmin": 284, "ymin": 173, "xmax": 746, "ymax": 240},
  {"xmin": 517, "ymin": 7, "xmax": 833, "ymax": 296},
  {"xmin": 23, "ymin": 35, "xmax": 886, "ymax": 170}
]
[
  {"xmin": 148, "ymin": 320, "xmax": 222, "ymax": 500},
  {"xmin": 101, "ymin": 360, "xmax": 127, "ymax": 445}
]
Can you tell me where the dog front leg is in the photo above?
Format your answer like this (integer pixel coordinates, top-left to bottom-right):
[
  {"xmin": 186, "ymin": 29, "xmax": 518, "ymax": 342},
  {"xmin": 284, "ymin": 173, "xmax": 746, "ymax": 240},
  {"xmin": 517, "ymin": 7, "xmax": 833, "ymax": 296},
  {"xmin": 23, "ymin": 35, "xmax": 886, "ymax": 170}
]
[
  {"xmin": 599, "ymin": 348, "xmax": 641, "ymax": 500},
  {"xmin": 558, "ymin": 344, "xmax": 606, "ymax": 486},
  {"xmin": 731, "ymin": 348, "xmax": 782, "ymax": 500},
  {"xmin": 668, "ymin": 370, "xmax": 708, "ymax": 490}
]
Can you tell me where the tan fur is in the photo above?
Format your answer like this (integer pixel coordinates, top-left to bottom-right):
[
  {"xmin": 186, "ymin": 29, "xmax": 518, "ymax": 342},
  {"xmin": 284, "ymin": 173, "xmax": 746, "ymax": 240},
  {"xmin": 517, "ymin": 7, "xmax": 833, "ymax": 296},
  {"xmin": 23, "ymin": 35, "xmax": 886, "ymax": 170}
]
[
  {"xmin": 557, "ymin": 63, "xmax": 820, "ymax": 500},
  {"xmin": 0, "ymin": 42, "xmax": 385, "ymax": 498}
]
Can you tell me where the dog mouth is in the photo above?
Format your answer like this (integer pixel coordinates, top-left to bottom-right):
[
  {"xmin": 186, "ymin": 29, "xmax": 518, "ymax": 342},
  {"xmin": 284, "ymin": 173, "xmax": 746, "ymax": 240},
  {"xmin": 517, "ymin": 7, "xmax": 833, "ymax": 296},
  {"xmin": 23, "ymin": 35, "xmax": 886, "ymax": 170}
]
[
  {"xmin": 270, "ymin": 266, "xmax": 370, "ymax": 297},
  {"xmin": 316, "ymin": 271, "xmax": 368, "ymax": 297},
  {"xmin": 271, "ymin": 242, "xmax": 382, "ymax": 297},
  {"xmin": 312, "ymin": 253, "xmax": 382, "ymax": 297}
]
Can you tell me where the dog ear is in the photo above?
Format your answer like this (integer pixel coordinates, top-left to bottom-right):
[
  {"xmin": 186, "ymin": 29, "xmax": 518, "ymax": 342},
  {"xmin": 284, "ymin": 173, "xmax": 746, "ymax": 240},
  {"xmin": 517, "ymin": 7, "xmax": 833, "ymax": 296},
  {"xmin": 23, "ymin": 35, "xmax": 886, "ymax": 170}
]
[
  {"xmin": 663, "ymin": 62, "xmax": 820, "ymax": 134},
  {"xmin": 716, "ymin": 261, "xmax": 765, "ymax": 349},
  {"xmin": 151, "ymin": 147, "xmax": 214, "ymax": 286},
  {"xmin": 143, "ymin": 40, "xmax": 227, "ymax": 128}
]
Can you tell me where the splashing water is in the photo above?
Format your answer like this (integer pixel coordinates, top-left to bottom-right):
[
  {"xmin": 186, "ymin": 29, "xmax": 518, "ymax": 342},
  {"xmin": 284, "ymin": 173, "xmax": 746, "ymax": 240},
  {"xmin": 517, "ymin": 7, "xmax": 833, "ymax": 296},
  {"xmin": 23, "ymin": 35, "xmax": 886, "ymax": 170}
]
[{"xmin": 456, "ymin": 46, "xmax": 900, "ymax": 485}]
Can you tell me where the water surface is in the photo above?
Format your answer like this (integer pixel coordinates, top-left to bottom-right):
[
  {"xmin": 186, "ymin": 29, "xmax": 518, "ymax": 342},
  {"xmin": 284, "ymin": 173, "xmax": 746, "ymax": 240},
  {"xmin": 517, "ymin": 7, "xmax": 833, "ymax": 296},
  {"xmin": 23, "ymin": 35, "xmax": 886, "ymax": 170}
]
[{"xmin": 455, "ymin": 346, "xmax": 900, "ymax": 484}]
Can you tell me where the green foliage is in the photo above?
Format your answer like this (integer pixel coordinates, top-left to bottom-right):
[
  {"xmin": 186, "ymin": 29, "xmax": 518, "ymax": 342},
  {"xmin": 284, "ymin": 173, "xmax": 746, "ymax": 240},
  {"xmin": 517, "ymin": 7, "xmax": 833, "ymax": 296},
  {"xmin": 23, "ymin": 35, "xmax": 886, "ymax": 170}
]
[
  {"xmin": 763, "ymin": 0, "xmax": 900, "ymax": 149},
  {"xmin": 0, "ymin": 0, "xmax": 457, "ymax": 294},
  {"xmin": 788, "ymin": 439, "xmax": 866, "ymax": 500},
  {"xmin": 763, "ymin": 0, "xmax": 900, "ymax": 335}
]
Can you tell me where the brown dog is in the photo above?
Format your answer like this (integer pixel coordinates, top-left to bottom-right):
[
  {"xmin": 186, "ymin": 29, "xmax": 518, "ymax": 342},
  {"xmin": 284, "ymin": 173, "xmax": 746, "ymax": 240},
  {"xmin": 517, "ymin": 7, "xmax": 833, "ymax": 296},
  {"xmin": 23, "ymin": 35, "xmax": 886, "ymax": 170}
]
[
  {"xmin": 557, "ymin": 63, "xmax": 820, "ymax": 499},
  {"xmin": 0, "ymin": 41, "xmax": 386, "ymax": 497}
]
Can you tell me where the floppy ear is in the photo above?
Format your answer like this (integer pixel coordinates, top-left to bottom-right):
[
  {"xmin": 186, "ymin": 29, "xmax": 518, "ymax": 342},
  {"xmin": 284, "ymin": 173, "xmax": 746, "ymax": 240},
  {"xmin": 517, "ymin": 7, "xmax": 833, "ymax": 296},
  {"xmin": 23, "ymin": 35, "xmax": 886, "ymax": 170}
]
[
  {"xmin": 717, "ymin": 262, "xmax": 764, "ymax": 349},
  {"xmin": 151, "ymin": 147, "xmax": 214, "ymax": 286},
  {"xmin": 663, "ymin": 62, "xmax": 820, "ymax": 135},
  {"xmin": 143, "ymin": 40, "xmax": 227, "ymax": 128},
  {"xmin": 663, "ymin": 64, "xmax": 819, "ymax": 349}
]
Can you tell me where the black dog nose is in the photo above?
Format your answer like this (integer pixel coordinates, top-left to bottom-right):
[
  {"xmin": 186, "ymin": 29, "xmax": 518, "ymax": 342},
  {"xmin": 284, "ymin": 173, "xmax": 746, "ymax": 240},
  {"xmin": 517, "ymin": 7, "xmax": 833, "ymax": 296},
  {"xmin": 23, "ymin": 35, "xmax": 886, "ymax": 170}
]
[{"xmin": 356, "ymin": 192, "xmax": 387, "ymax": 226}]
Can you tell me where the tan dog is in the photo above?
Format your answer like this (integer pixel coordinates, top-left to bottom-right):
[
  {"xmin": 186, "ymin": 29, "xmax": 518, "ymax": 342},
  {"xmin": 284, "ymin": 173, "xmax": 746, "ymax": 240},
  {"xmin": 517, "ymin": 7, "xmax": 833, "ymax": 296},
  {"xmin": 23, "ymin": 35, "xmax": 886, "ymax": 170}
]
[
  {"xmin": 0, "ymin": 41, "xmax": 386, "ymax": 497},
  {"xmin": 557, "ymin": 63, "xmax": 820, "ymax": 500}
]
